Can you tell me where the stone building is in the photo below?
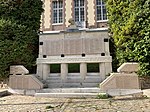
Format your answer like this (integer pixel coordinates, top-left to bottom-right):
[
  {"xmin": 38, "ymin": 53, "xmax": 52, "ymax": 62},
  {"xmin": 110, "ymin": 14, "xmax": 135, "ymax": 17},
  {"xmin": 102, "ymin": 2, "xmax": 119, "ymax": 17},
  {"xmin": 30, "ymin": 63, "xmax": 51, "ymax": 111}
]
[{"xmin": 37, "ymin": 0, "xmax": 112, "ymax": 88}]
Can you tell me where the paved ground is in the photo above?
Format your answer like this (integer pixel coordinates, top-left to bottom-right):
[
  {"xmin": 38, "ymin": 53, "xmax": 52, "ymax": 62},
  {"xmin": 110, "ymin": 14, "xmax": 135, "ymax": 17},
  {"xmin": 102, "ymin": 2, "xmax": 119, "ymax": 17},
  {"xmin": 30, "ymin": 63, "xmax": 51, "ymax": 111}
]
[{"xmin": 0, "ymin": 94, "xmax": 150, "ymax": 112}]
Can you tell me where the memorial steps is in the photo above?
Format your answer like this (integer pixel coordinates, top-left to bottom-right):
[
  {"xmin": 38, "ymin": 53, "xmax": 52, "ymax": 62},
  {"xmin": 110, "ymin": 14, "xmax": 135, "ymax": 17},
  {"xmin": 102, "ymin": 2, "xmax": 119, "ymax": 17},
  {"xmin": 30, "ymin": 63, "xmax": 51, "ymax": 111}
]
[
  {"xmin": 46, "ymin": 73, "xmax": 102, "ymax": 88},
  {"xmin": 34, "ymin": 73, "xmax": 103, "ymax": 98},
  {"xmin": 35, "ymin": 87, "xmax": 102, "ymax": 98}
]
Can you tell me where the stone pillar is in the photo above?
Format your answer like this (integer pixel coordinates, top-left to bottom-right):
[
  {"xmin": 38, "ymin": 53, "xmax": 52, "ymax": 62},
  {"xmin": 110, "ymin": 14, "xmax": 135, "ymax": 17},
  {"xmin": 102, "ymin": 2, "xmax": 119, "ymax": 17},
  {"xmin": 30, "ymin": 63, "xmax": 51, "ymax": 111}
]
[
  {"xmin": 80, "ymin": 63, "xmax": 87, "ymax": 80},
  {"xmin": 42, "ymin": 64, "xmax": 50, "ymax": 80},
  {"xmin": 105, "ymin": 62, "xmax": 112, "ymax": 76},
  {"xmin": 36, "ymin": 64, "xmax": 43, "ymax": 78},
  {"xmin": 104, "ymin": 39, "xmax": 110, "ymax": 55},
  {"xmin": 61, "ymin": 63, "xmax": 68, "ymax": 81},
  {"xmin": 99, "ymin": 63, "xmax": 106, "ymax": 81}
]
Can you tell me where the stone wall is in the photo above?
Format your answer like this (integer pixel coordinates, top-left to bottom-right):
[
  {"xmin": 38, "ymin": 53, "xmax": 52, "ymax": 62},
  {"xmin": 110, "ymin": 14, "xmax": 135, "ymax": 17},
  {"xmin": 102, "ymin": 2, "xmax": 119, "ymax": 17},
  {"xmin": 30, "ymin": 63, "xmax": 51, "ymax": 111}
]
[
  {"xmin": 100, "ymin": 73, "xmax": 140, "ymax": 91},
  {"xmin": 9, "ymin": 75, "xmax": 43, "ymax": 89},
  {"xmin": 100, "ymin": 63, "xmax": 140, "ymax": 91},
  {"xmin": 9, "ymin": 66, "xmax": 44, "ymax": 89},
  {"xmin": 44, "ymin": 37, "xmax": 104, "ymax": 56}
]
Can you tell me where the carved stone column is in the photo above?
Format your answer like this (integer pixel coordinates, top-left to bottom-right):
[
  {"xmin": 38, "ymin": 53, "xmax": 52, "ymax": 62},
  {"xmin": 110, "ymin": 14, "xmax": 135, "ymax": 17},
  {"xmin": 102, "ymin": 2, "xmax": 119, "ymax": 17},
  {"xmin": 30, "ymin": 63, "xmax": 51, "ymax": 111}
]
[
  {"xmin": 80, "ymin": 63, "xmax": 87, "ymax": 80},
  {"xmin": 61, "ymin": 63, "xmax": 68, "ymax": 81}
]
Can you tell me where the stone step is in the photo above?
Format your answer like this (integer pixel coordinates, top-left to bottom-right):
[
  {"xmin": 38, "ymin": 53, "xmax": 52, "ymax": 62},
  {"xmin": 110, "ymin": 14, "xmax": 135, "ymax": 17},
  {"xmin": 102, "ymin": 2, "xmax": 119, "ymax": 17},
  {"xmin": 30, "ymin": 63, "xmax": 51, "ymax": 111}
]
[
  {"xmin": 48, "ymin": 82, "xmax": 100, "ymax": 88},
  {"xmin": 35, "ymin": 87, "xmax": 103, "ymax": 98},
  {"xmin": 37, "ymin": 87, "xmax": 101, "ymax": 93},
  {"xmin": 46, "ymin": 77, "xmax": 102, "ymax": 83},
  {"xmin": 47, "ymin": 75, "xmax": 101, "ymax": 79},
  {"xmin": 48, "ymin": 73, "xmax": 100, "ymax": 77},
  {"xmin": 35, "ymin": 92, "xmax": 99, "ymax": 98}
]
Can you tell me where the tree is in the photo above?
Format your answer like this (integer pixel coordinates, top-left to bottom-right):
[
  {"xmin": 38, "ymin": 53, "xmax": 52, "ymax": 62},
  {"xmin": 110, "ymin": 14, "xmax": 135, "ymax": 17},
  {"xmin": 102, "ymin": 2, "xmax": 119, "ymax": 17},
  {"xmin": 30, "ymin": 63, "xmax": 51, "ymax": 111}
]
[
  {"xmin": 0, "ymin": 0, "xmax": 43, "ymax": 79},
  {"xmin": 106, "ymin": 0, "xmax": 150, "ymax": 76}
]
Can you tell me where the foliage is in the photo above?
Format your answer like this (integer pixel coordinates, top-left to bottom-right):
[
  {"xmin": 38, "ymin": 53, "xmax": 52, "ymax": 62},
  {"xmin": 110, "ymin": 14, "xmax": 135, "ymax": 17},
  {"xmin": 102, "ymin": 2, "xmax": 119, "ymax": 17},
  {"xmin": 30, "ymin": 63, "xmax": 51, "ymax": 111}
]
[
  {"xmin": 0, "ymin": 19, "xmax": 35, "ymax": 79},
  {"xmin": 96, "ymin": 93, "xmax": 109, "ymax": 99},
  {"xmin": 106, "ymin": 0, "xmax": 150, "ymax": 76},
  {"xmin": 0, "ymin": 0, "xmax": 43, "ymax": 30},
  {"xmin": 0, "ymin": 0, "xmax": 43, "ymax": 79}
]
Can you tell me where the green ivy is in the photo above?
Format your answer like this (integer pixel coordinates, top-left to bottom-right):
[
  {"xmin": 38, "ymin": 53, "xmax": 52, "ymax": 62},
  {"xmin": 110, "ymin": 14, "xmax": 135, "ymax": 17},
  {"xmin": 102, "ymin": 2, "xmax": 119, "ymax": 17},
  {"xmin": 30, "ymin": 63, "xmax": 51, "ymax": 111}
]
[{"xmin": 106, "ymin": 0, "xmax": 150, "ymax": 76}]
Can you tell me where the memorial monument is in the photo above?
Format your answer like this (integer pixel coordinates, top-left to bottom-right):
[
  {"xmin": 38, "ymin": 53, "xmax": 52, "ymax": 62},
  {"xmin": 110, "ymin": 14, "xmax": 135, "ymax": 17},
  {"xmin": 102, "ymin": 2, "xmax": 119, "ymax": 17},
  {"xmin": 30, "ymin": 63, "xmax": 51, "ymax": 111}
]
[{"xmin": 36, "ymin": 19, "xmax": 112, "ymax": 88}]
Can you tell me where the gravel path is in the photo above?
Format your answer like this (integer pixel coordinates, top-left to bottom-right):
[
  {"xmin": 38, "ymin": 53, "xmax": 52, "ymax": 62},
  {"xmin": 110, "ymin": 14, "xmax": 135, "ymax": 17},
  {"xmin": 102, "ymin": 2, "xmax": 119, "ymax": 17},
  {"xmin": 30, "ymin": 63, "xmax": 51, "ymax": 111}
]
[{"xmin": 0, "ymin": 95, "xmax": 150, "ymax": 112}]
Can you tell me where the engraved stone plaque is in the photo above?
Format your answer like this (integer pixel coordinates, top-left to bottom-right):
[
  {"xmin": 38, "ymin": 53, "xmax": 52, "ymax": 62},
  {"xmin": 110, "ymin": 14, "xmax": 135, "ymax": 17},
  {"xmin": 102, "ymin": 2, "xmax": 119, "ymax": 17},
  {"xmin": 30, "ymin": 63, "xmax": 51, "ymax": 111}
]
[
  {"xmin": 83, "ymin": 38, "xmax": 103, "ymax": 54},
  {"xmin": 46, "ymin": 40, "xmax": 63, "ymax": 56},
  {"xmin": 64, "ymin": 38, "xmax": 82, "ymax": 55}
]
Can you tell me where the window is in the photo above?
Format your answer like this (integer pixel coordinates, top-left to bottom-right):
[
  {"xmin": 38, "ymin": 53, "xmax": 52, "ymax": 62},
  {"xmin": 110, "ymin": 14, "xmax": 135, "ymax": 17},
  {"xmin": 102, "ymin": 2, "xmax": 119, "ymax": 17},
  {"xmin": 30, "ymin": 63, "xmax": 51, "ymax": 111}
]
[
  {"xmin": 96, "ymin": 0, "xmax": 107, "ymax": 21},
  {"xmin": 74, "ymin": 0, "xmax": 85, "ymax": 22},
  {"xmin": 52, "ymin": 1, "xmax": 63, "ymax": 24}
]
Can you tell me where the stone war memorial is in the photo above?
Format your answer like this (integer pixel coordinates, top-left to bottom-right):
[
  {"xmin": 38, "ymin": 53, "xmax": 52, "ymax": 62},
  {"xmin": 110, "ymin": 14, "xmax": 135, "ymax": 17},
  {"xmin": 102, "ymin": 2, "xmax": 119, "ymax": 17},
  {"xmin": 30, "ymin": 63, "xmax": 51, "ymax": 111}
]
[
  {"xmin": 36, "ymin": 21, "xmax": 112, "ymax": 88},
  {"xmin": 8, "ymin": 0, "xmax": 142, "ymax": 97},
  {"xmin": 9, "ymin": 21, "xmax": 141, "ymax": 97}
]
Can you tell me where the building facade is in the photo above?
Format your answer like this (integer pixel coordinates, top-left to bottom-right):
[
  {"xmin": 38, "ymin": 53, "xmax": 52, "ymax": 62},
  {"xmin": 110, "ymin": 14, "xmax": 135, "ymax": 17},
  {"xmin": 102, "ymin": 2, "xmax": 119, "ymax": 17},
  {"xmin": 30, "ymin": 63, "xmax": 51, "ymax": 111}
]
[{"xmin": 41, "ymin": 0, "xmax": 108, "ymax": 31}]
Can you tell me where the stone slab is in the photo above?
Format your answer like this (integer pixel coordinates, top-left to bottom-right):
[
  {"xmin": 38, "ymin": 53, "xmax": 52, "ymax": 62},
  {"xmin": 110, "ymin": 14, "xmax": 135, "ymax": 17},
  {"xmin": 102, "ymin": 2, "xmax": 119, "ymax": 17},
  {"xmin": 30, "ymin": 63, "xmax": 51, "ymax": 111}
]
[
  {"xmin": 38, "ymin": 87, "xmax": 101, "ymax": 93},
  {"xmin": 35, "ymin": 92, "xmax": 99, "ymax": 98},
  {"xmin": 37, "ymin": 56, "xmax": 112, "ymax": 64},
  {"xmin": 10, "ymin": 65, "xmax": 29, "ymax": 75},
  {"xmin": 117, "ymin": 62, "xmax": 139, "ymax": 73}
]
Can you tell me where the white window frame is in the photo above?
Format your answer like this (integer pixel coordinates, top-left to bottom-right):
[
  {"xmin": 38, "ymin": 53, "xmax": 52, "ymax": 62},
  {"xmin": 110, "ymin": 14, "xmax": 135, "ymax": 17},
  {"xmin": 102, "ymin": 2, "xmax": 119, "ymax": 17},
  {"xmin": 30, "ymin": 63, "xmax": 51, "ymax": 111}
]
[
  {"xmin": 96, "ymin": 0, "xmax": 108, "ymax": 22},
  {"xmin": 52, "ymin": 1, "xmax": 63, "ymax": 24},
  {"xmin": 74, "ymin": 0, "xmax": 85, "ymax": 22}
]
